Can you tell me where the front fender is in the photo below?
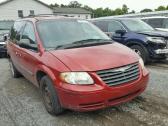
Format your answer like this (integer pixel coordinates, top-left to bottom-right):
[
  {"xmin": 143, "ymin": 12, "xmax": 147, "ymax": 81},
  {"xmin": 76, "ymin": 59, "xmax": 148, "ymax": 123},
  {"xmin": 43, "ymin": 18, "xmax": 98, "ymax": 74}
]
[{"xmin": 34, "ymin": 65, "xmax": 59, "ymax": 88}]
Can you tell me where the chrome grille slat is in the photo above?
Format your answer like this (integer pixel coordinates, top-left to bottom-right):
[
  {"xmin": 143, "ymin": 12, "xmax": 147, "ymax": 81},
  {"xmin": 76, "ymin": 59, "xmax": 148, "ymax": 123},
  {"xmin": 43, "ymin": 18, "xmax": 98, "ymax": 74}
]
[
  {"xmin": 99, "ymin": 65, "xmax": 139, "ymax": 78},
  {"xmin": 96, "ymin": 62, "xmax": 140, "ymax": 87},
  {"xmin": 102, "ymin": 69, "xmax": 139, "ymax": 81},
  {"xmin": 105, "ymin": 72, "xmax": 139, "ymax": 84}
]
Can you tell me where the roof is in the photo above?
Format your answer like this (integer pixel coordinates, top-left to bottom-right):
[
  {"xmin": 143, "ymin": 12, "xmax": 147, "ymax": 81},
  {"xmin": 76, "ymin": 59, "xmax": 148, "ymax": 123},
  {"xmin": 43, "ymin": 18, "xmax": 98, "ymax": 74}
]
[
  {"xmin": 0, "ymin": 0, "xmax": 51, "ymax": 9},
  {"xmin": 91, "ymin": 17, "xmax": 140, "ymax": 21},
  {"xmin": 53, "ymin": 7, "xmax": 92, "ymax": 14},
  {"xmin": 141, "ymin": 16, "xmax": 168, "ymax": 19}
]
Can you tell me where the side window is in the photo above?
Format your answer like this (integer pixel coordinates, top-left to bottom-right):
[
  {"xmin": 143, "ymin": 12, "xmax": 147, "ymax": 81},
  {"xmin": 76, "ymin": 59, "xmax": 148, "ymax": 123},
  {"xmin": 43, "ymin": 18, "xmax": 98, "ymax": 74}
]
[
  {"xmin": 20, "ymin": 22, "xmax": 37, "ymax": 51},
  {"xmin": 10, "ymin": 21, "xmax": 25, "ymax": 42},
  {"xmin": 108, "ymin": 21, "xmax": 124, "ymax": 32},
  {"xmin": 94, "ymin": 21, "xmax": 108, "ymax": 32},
  {"xmin": 148, "ymin": 19, "xmax": 163, "ymax": 28}
]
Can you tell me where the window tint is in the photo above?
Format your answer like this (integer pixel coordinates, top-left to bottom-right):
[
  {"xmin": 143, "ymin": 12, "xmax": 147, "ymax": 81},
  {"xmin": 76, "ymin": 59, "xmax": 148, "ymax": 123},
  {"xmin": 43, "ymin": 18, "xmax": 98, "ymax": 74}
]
[
  {"xmin": 94, "ymin": 21, "xmax": 108, "ymax": 32},
  {"xmin": 108, "ymin": 21, "xmax": 124, "ymax": 32},
  {"xmin": 148, "ymin": 18, "xmax": 164, "ymax": 28},
  {"xmin": 10, "ymin": 21, "xmax": 25, "ymax": 42},
  {"xmin": 21, "ymin": 22, "xmax": 37, "ymax": 51}
]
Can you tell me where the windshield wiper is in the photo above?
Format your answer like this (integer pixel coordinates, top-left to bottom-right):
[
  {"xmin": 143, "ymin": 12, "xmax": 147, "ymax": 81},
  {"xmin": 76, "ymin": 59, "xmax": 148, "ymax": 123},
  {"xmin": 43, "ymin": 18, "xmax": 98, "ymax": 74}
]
[
  {"xmin": 54, "ymin": 39, "xmax": 112, "ymax": 50},
  {"xmin": 72, "ymin": 39, "xmax": 111, "ymax": 44}
]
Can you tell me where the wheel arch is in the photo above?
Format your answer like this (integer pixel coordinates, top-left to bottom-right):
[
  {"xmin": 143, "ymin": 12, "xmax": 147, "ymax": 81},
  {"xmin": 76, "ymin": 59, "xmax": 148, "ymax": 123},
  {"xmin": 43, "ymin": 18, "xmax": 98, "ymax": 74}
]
[
  {"xmin": 35, "ymin": 65, "xmax": 58, "ymax": 88},
  {"xmin": 125, "ymin": 39, "xmax": 147, "ymax": 48}
]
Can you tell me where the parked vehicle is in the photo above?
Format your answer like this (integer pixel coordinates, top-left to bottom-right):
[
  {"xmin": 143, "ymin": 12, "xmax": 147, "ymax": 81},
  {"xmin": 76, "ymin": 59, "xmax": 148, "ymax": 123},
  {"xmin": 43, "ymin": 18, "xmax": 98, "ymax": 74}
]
[
  {"xmin": 141, "ymin": 16, "xmax": 168, "ymax": 32},
  {"xmin": 7, "ymin": 15, "xmax": 149, "ymax": 115},
  {"xmin": 0, "ymin": 20, "xmax": 13, "ymax": 57},
  {"xmin": 91, "ymin": 18, "xmax": 168, "ymax": 63}
]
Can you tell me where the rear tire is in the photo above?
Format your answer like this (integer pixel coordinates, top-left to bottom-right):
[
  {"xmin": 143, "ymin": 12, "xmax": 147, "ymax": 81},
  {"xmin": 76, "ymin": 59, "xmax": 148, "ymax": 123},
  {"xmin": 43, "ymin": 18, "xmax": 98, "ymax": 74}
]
[
  {"xmin": 130, "ymin": 45, "xmax": 149, "ymax": 64},
  {"xmin": 9, "ymin": 59, "xmax": 22, "ymax": 78},
  {"xmin": 40, "ymin": 76, "xmax": 64, "ymax": 116}
]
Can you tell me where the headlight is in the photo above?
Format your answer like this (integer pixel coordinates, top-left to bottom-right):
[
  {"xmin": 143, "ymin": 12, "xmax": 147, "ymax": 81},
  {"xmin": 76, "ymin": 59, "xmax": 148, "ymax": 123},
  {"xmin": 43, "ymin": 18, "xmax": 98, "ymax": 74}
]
[
  {"xmin": 147, "ymin": 37, "xmax": 166, "ymax": 44},
  {"xmin": 139, "ymin": 58, "xmax": 144, "ymax": 70},
  {"xmin": 60, "ymin": 72, "xmax": 94, "ymax": 85}
]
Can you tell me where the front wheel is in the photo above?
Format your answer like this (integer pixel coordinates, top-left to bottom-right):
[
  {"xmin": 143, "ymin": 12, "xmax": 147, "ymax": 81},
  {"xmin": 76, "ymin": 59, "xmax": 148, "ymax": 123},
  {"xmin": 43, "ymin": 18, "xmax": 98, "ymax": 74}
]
[
  {"xmin": 40, "ymin": 76, "xmax": 64, "ymax": 116},
  {"xmin": 130, "ymin": 45, "xmax": 149, "ymax": 63}
]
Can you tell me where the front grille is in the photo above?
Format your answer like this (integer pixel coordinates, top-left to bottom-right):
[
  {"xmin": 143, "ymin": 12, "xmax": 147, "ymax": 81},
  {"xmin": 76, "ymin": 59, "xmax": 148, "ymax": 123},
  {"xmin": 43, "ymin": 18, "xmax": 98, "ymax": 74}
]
[{"xmin": 96, "ymin": 62, "xmax": 140, "ymax": 87}]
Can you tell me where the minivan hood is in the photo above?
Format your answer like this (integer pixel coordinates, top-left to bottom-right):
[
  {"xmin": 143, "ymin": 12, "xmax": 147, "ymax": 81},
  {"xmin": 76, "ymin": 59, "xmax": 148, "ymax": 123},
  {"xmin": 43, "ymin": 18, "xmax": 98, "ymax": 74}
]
[
  {"xmin": 49, "ymin": 43, "xmax": 139, "ymax": 72},
  {"xmin": 137, "ymin": 30, "xmax": 168, "ymax": 37}
]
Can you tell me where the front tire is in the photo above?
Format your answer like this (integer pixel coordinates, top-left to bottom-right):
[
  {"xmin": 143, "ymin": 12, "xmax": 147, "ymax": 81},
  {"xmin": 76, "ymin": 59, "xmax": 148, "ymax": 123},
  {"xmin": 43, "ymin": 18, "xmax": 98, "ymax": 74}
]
[
  {"xmin": 40, "ymin": 76, "xmax": 64, "ymax": 115},
  {"xmin": 130, "ymin": 45, "xmax": 149, "ymax": 63}
]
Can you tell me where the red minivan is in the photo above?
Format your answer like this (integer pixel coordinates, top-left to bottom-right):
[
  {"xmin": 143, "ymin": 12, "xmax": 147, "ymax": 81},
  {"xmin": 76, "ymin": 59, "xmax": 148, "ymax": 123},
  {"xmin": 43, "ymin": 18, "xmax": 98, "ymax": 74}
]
[{"xmin": 7, "ymin": 15, "xmax": 149, "ymax": 115}]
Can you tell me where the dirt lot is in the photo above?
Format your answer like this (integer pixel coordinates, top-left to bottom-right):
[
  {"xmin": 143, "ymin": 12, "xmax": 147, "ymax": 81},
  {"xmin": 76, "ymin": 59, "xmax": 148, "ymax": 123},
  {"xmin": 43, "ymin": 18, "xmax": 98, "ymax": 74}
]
[{"xmin": 0, "ymin": 59, "xmax": 168, "ymax": 126}]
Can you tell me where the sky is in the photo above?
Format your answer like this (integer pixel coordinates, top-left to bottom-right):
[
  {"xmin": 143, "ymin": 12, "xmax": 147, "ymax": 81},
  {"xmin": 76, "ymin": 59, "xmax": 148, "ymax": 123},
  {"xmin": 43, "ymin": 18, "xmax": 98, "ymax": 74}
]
[{"xmin": 0, "ymin": 0, "xmax": 168, "ymax": 12}]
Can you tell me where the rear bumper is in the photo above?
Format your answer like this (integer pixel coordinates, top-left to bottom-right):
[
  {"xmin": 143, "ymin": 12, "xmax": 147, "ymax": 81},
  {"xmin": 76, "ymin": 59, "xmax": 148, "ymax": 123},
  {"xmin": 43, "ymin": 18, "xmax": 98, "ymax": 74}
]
[{"xmin": 57, "ymin": 69, "xmax": 149, "ymax": 112}]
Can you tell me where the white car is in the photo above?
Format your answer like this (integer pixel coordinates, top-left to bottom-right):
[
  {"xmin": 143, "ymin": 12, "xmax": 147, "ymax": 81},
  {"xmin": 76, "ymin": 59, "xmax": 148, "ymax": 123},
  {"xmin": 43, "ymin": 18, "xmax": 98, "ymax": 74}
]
[{"xmin": 141, "ymin": 16, "xmax": 168, "ymax": 32}]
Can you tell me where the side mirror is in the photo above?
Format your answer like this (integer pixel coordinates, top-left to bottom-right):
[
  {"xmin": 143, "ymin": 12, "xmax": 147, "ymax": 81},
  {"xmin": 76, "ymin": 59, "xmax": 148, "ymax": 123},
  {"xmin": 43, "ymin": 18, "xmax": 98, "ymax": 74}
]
[
  {"xmin": 115, "ymin": 30, "xmax": 127, "ymax": 36},
  {"xmin": 19, "ymin": 39, "xmax": 31, "ymax": 49}
]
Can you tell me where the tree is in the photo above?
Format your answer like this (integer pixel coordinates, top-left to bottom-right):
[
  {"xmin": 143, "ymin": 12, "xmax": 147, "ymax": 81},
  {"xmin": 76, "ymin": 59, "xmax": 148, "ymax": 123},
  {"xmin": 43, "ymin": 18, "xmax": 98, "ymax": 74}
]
[
  {"xmin": 114, "ymin": 8, "xmax": 124, "ymax": 15},
  {"xmin": 140, "ymin": 9, "xmax": 153, "ymax": 13},
  {"xmin": 155, "ymin": 6, "xmax": 166, "ymax": 11},
  {"xmin": 129, "ymin": 10, "xmax": 136, "ymax": 14},
  {"xmin": 122, "ymin": 4, "xmax": 129, "ymax": 14},
  {"xmin": 60, "ymin": 4, "xmax": 68, "ymax": 7},
  {"xmin": 94, "ymin": 8, "xmax": 103, "ymax": 17},
  {"xmin": 83, "ymin": 5, "xmax": 93, "ymax": 12},
  {"xmin": 50, "ymin": 3, "xmax": 59, "ymax": 8},
  {"xmin": 68, "ymin": 1, "xmax": 82, "ymax": 8}
]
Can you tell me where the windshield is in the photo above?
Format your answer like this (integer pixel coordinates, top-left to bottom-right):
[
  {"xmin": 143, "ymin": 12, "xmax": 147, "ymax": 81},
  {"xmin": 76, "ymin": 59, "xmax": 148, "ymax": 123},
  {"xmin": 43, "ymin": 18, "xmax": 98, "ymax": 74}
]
[
  {"xmin": 0, "ymin": 21, "xmax": 14, "ymax": 30},
  {"xmin": 122, "ymin": 19, "xmax": 154, "ymax": 32},
  {"xmin": 37, "ymin": 19, "xmax": 110, "ymax": 48}
]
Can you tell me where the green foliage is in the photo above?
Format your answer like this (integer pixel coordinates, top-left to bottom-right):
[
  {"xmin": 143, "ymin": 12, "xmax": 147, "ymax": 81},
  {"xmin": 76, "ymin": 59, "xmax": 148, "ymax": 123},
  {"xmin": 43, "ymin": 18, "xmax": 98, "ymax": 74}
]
[
  {"xmin": 140, "ymin": 9, "xmax": 153, "ymax": 13},
  {"xmin": 155, "ymin": 6, "xmax": 167, "ymax": 11},
  {"xmin": 50, "ymin": 1, "xmax": 168, "ymax": 18},
  {"xmin": 68, "ymin": 1, "xmax": 82, "ymax": 8}
]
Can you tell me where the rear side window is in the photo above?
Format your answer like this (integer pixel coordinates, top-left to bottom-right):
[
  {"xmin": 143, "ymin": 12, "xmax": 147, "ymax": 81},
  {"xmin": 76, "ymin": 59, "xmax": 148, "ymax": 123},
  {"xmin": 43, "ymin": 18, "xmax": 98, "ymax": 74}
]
[
  {"xmin": 147, "ymin": 18, "xmax": 164, "ymax": 28},
  {"xmin": 10, "ymin": 21, "xmax": 25, "ymax": 42},
  {"xmin": 108, "ymin": 21, "xmax": 124, "ymax": 32}
]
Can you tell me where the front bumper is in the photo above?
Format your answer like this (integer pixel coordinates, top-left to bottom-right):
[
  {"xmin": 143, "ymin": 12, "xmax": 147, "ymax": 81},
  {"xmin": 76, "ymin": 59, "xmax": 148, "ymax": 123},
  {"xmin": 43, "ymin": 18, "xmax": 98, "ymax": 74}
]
[
  {"xmin": 154, "ymin": 49, "xmax": 168, "ymax": 54},
  {"xmin": 56, "ymin": 68, "xmax": 149, "ymax": 112}
]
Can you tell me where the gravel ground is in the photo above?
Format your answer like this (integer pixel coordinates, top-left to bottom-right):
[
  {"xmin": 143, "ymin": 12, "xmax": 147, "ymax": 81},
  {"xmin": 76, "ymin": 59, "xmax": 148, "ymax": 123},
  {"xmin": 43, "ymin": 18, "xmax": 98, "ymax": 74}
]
[{"xmin": 0, "ymin": 59, "xmax": 168, "ymax": 126}]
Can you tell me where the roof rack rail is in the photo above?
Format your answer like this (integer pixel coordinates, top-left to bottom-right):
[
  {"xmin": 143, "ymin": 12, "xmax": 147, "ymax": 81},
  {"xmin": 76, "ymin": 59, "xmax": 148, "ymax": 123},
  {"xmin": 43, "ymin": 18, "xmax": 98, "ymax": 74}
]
[{"xmin": 22, "ymin": 14, "xmax": 74, "ymax": 18}]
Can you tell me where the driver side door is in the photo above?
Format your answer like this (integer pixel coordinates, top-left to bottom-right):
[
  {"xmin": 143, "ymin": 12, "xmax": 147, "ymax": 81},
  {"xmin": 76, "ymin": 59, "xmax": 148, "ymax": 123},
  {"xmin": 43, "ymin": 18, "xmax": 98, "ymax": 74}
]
[{"xmin": 18, "ymin": 21, "xmax": 39, "ymax": 85}]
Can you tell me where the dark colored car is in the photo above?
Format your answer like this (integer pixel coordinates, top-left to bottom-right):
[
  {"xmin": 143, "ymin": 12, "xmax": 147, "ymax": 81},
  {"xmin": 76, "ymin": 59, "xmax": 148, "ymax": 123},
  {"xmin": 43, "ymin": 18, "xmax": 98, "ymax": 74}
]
[
  {"xmin": 91, "ymin": 18, "xmax": 168, "ymax": 63},
  {"xmin": 7, "ymin": 15, "xmax": 149, "ymax": 115},
  {"xmin": 0, "ymin": 20, "xmax": 14, "ymax": 57}
]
